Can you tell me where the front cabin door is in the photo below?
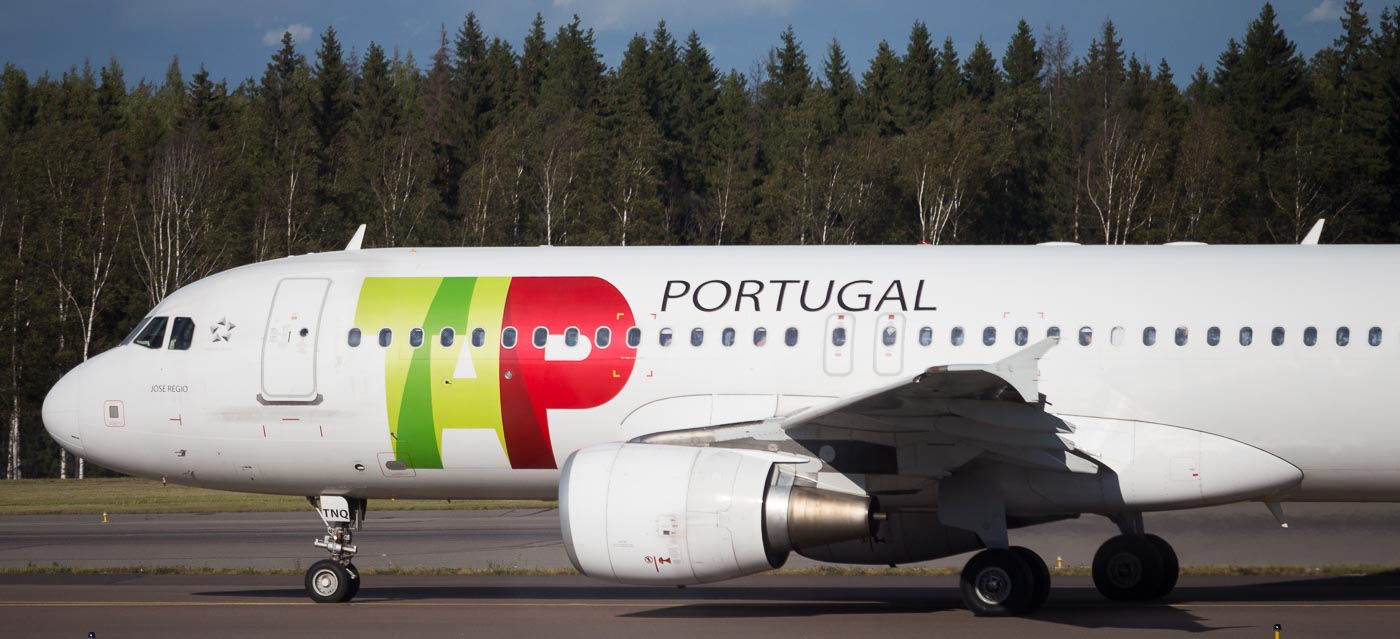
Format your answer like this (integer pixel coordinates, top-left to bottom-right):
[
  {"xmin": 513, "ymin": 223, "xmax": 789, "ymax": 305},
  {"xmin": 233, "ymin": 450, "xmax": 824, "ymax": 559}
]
[{"xmin": 260, "ymin": 278, "xmax": 331, "ymax": 404}]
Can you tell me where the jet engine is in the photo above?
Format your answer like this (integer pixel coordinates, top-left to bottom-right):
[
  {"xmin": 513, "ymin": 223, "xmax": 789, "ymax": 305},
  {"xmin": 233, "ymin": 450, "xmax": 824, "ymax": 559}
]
[{"xmin": 559, "ymin": 443, "xmax": 879, "ymax": 585}]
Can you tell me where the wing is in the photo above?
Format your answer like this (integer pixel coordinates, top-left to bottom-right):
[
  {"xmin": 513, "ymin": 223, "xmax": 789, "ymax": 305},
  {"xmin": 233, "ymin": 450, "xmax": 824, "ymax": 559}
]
[{"xmin": 634, "ymin": 337, "xmax": 1099, "ymax": 478}]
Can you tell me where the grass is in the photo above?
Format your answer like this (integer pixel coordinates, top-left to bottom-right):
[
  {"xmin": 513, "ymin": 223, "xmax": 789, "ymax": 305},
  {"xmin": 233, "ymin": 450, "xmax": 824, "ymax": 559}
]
[
  {"xmin": 2, "ymin": 564, "xmax": 1396, "ymax": 578},
  {"xmin": 0, "ymin": 478, "xmax": 555, "ymax": 516}
]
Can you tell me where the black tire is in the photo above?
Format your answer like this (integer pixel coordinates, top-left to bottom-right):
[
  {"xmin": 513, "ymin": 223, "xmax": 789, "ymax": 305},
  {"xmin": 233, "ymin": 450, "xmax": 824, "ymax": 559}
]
[
  {"xmin": 1092, "ymin": 534, "xmax": 1165, "ymax": 601},
  {"xmin": 1010, "ymin": 546, "xmax": 1051, "ymax": 613},
  {"xmin": 1144, "ymin": 534, "xmax": 1178, "ymax": 600},
  {"xmin": 960, "ymin": 548, "xmax": 1036, "ymax": 616},
  {"xmin": 305, "ymin": 559, "xmax": 357, "ymax": 603}
]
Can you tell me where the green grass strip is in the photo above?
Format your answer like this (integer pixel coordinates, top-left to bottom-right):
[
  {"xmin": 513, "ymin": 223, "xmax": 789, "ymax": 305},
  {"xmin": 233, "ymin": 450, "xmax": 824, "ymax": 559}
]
[{"xmin": 0, "ymin": 478, "xmax": 554, "ymax": 516}]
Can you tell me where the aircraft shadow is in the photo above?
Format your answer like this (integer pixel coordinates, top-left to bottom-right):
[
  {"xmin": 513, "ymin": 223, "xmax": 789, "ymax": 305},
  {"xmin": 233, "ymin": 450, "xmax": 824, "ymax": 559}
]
[{"xmin": 194, "ymin": 572, "xmax": 1400, "ymax": 633}]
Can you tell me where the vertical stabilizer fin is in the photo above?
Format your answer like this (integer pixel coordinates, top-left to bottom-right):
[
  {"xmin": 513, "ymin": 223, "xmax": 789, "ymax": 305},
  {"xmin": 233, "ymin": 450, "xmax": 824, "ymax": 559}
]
[
  {"xmin": 345, "ymin": 224, "xmax": 366, "ymax": 251},
  {"xmin": 1301, "ymin": 219, "xmax": 1325, "ymax": 245}
]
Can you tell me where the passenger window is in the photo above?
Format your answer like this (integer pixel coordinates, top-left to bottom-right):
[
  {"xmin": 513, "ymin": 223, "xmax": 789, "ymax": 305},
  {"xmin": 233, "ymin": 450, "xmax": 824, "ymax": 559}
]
[
  {"xmin": 1272, "ymin": 327, "xmax": 1285, "ymax": 346},
  {"xmin": 1175, "ymin": 326, "xmax": 1188, "ymax": 346},
  {"xmin": 134, "ymin": 316, "xmax": 168, "ymax": 349},
  {"xmin": 983, "ymin": 327, "xmax": 996, "ymax": 346},
  {"xmin": 1047, "ymin": 326, "xmax": 1061, "ymax": 339},
  {"xmin": 379, "ymin": 328, "xmax": 393, "ymax": 347},
  {"xmin": 1337, "ymin": 327, "xmax": 1350, "ymax": 347},
  {"xmin": 831, "ymin": 327, "xmax": 847, "ymax": 347},
  {"xmin": 596, "ymin": 327, "xmax": 612, "ymax": 348},
  {"xmin": 951, "ymin": 326, "xmax": 965, "ymax": 346},
  {"xmin": 122, "ymin": 317, "xmax": 152, "ymax": 346},
  {"xmin": 1015, "ymin": 326, "xmax": 1028, "ymax": 346},
  {"xmin": 1370, "ymin": 327, "xmax": 1383, "ymax": 346},
  {"xmin": 502, "ymin": 327, "xmax": 517, "ymax": 349},
  {"xmin": 1078, "ymin": 326, "xmax": 1093, "ymax": 346},
  {"xmin": 722, "ymin": 327, "xmax": 735, "ymax": 347},
  {"xmin": 348, "ymin": 328, "xmax": 362, "ymax": 347},
  {"xmin": 1303, "ymin": 326, "xmax": 1317, "ymax": 347},
  {"xmin": 169, "ymin": 317, "xmax": 195, "ymax": 350},
  {"xmin": 754, "ymin": 327, "xmax": 768, "ymax": 346},
  {"xmin": 919, "ymin": 326, "xmax": 933, "ymax": 346},
  {"xmin": 884, "ymin": 325, "xmax": 899, "ymax": 346},
  {"xmin": 533, "ymin": 327, "xmax": 548, "ymax": 348},
  {"xmin": 1143, "ymin": 327, "xmax": 1157, "ymax": 346},
  {"xmin": 784, "ymin": 327, "xmax": 799, "ymax": 346},
  {"xmin": 441, "ymin": 327, "xmax": 455, "ymax": 348},
  {"xmin": 409, "ymin": 328, "xmax": 424, "ymax": 348},
  {"xmin": 627, "ymin": 327, "xmax": 641, "ymax": 347},
  {"xmin": 690, "ymin": 328, "xmax": 704, "ymax": 347},
  {"xmin": 1207, "ymin": 326, "xmax": 1221, "ymax": 346},
  {"xmin": 565, "ymin": 327, "xmax": 580, "ymax": 347},
  {"xmin": 472, "ymin": 328, "xmax": 486, "ymax": 348},
  {"xmin": 659, "ymin": 328, "xmax": 674, "ymax": 347},
  {"xmin": 1110, "ymin": 326, "xmax": 1124, "ymax": 346},
  {"xmin": 1239, "ymin": 327, "xmax": 1253, "ymax": 346}
]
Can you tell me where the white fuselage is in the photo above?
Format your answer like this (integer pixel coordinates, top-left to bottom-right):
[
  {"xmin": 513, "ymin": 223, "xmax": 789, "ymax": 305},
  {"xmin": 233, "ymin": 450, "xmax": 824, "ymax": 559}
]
[{"xmin": 41, "ymin": 245, "xmax": 1400, "ymax": 506}]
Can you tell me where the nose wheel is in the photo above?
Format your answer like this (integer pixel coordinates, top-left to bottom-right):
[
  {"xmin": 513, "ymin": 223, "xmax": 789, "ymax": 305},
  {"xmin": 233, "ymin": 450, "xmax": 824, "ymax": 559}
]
[
  {"xmin": 305, "ymin": 496, "xmax": 366, "ymax": 603},
  {"xmin": 306, "ymin": 559, "xmax": 360, "ymax": 603}
]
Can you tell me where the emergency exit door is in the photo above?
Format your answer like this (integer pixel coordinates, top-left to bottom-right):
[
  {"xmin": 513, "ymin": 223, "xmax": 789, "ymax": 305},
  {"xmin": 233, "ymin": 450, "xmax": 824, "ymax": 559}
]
[{"xmin": 260, "ymin": 278, "xmax": 331, "ymax": 403}]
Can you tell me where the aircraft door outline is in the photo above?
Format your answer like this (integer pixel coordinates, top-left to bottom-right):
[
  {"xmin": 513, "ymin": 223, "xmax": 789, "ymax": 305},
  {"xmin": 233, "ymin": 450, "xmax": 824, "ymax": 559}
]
[
  {"xmin": 259, "ymin": 278, "xmax": 331, "ymax": 404},
  {"xmin": 823, "ymin": 314, "xmax": 854, "ymax": 376},
  {"xmin": 875, "ymin": 313, "xmax": 905, "ymax": 376}
]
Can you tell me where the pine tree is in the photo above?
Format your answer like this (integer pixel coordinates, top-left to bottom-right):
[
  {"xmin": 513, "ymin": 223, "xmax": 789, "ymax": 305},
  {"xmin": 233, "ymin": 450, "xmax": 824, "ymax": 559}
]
[
  {"xmin": 859, "ymin": 40, "xmax": 901, "ymax": 135},
  {"xmin": 312, "ymin": 26, "xmax": 351, "ymax": 156},
  {"xmin": 963, "ymin": 38, "xmax": 999, "ymax": 102},
  {"xmin": 934, "ymin": 38, "xmax": 964, "ymax": 108},
  {"xmin": 898, "ymin": 21, "xmax": 937, "ymax": 126},
  {"xmin": 518, "ymin": 13, "xmax": 550, "ymax": 109},
  {"xmin": 821, "ymin": 39, "xmax": 857, "ymax": 137},
  {"xmin": 1227, "ymin": 3, "xmax": 1308, "ymax": 155},
  {"xmin": 1003, "ymin": 20, "xmax": 1042, "ymax": 90},
  {"xmin": 764, "ymin": 26, "xmax": 811, "ymax": 110}
]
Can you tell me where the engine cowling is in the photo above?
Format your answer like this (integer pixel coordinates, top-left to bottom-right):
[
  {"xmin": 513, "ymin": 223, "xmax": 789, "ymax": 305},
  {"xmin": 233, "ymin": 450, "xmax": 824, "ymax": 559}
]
[{"xmin": 560, "ymin": 442, "xmax": 877, "ymax": 585}]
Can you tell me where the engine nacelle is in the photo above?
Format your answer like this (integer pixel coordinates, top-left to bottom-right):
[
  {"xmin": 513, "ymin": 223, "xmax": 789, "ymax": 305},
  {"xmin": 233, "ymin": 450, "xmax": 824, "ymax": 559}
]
[{"xmin": 560, "ymin": 443, "xmax": 876, "ymax": 585}]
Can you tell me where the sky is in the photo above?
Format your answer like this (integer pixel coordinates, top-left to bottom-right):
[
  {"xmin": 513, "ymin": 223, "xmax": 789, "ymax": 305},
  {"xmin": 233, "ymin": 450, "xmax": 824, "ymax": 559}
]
[{"xmin": 0, "ymin": 0, "xmax": 1378, "ymax": 88}]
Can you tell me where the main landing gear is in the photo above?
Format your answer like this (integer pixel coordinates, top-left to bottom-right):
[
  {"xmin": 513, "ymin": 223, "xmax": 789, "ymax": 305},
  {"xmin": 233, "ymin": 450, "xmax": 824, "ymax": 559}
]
[
  {"xmin": 959, "ymin": 546, "xmax": 1051, "ymax": 616},
  {"xmin": 1091, "ymin": 514, "xmax": 1179, "ymax": 601},
  {"xmin": 305, "ymin": 495, "xmax": 365, "ymax": 603}
]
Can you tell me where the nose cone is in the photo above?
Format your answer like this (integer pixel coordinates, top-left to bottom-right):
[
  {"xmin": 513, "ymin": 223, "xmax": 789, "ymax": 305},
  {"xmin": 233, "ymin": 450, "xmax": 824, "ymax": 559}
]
[{"xmin": 42, "ymin": 371, "xmax": 83, "ymax": 455}]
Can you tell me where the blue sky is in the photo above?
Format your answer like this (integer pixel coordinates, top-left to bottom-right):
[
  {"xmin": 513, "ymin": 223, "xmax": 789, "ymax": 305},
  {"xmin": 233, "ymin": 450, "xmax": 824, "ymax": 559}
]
[{"xmin": 0, "ymin": 1, "xmax": 1377, "ymax": 87}]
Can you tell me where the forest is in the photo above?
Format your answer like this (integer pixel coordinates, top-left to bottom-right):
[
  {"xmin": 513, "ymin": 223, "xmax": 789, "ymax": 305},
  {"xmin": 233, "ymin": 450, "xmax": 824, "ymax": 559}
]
[{"xmin": 2, "ymin": 2, "xmax": 1398, "ymax": 478}]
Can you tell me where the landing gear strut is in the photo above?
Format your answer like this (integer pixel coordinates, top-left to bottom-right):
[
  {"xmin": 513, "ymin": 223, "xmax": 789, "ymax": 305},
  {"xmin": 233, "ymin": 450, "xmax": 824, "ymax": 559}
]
[
  {"xmin": 306, "ymin": 495, "xmax": 365, "ymax": 603},
  {"xmin": 959, "ymin": 546, "xmax": 1051, "ymax": 616},
  {"xmin": 1092, "ymin": 513, "xmax": 1179, "ymax": 601}
]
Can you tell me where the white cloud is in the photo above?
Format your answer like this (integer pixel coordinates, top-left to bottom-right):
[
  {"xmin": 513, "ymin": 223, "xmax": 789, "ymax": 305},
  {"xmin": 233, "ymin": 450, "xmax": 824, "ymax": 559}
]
[
  {"xmin": 550, "ymin": 0, "xmax": 795, "ymax": 31},
  {"xmin": 261, "ymin": 23, "xmax": 312, "ymax": 46},
  {"xmin": 1303, "ymin": 0, "xmax": 1343, "ymax": 24}
]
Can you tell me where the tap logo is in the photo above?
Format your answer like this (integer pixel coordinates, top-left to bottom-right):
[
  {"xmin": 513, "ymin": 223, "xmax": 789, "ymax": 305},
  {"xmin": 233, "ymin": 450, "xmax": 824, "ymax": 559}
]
[{"xmin": 355, "ymin": 277, "xmax": 636, "ymax": 470}]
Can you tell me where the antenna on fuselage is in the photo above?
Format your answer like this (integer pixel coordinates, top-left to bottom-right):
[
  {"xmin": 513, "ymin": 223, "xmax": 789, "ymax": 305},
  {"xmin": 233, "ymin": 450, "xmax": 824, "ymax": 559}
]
[
  {"xmin": 1301, "ymin": 219, "xmax": 1325, "ymax": 245},
  {"xmin": 345, "ymin": 224, "xmax": 366, "ymax": 251}
]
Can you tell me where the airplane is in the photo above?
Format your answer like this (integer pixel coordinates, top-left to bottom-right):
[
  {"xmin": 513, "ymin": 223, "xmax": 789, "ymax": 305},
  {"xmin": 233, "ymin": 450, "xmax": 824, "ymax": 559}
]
[{"xmin": 40, "ymin": 221, "xmax": 1375, "ymax": 615}]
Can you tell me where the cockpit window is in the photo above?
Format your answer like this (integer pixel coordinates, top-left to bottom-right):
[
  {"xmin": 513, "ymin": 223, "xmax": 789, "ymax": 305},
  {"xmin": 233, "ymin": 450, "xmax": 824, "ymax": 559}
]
[
  {"xmin": 122, "ymin": 317, "xmax": 151, "ymax": 346},
  {"xmin": 168, "ymin": 317, "xmax": 195, "ymax": 350},
  {"xmin": 133, "ymin": 316, "xmax": 169, "ymax": 349}
]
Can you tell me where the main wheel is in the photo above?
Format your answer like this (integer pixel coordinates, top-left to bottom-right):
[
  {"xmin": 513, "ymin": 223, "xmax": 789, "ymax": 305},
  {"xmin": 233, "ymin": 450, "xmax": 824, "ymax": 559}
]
[
  {"xmin": 1010, "ymin": 546, "xmax": 1051, "ymax": 613},
  {"xmin": 1092, "ymin": 534, "xmax": 1165, "ymax": 601},
  {"xmin": 960, "ymin": 548, "xmax": 1036, "ymax": 616},
  {"xmin": 1144, "ymin": 534, "xmax": 1178, "ymax": 599},
  {"xmin": 306, "ymin": 559, "xmax": 358, "ymax": 603}
]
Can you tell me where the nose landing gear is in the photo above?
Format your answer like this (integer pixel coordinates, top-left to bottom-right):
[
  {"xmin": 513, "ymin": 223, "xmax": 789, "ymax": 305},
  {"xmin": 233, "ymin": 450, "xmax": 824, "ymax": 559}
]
[{"xmin": 306, "ymin": 496, "xmax": 365, "ymax": 603}]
